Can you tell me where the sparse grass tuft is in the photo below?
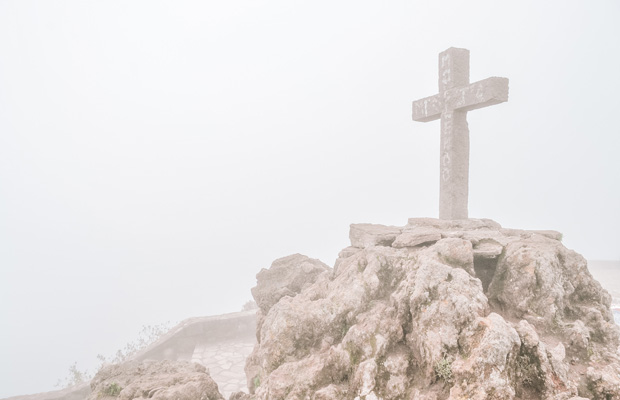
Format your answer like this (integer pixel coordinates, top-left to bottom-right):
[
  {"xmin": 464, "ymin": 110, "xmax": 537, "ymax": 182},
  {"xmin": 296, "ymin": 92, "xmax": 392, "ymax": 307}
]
[
  {"xmin": 101, "ymin": 382, "xmax": 122, "ymax": 397},
  {"xmin": 434, "ymin": 356, "xmax": 453, "ymax": 383},
  {"xmin": 56, "ymin": 322, "xmax": 171, "ymax": 389}
]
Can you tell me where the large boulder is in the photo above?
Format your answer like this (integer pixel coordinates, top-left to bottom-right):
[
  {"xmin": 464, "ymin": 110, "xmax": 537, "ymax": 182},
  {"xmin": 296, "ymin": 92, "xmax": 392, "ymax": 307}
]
[
  {"xmin": 87, "ymin": 360, "xmax": 224, "ymax": 400},
  {"xmin": 245, "ymin": 218, "xmax": 620, "ymax": 399},
  {"xmin": 251, "ymin": 254, "xmax": 330, "ymax": 314}
]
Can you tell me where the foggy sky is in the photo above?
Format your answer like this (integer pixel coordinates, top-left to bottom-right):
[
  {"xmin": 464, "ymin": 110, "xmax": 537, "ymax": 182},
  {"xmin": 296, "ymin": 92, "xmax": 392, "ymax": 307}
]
[{"xmin": 1, "ymin": 1, "xmax": 619, "ymax": 397}]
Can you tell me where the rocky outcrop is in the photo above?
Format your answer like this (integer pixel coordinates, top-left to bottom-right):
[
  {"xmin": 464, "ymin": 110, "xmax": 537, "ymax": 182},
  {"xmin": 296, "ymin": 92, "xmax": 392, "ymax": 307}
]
[
  {"xmin": 87, "ymin": 360, "xmax": 224, "ymax": 400},
  {"xmin": 251, "ymin": 254, "xmax": 330, "ymax": 314},
  {"xmin": 245, "ymin": 218, "xmax": 620, "ymax": 399}
]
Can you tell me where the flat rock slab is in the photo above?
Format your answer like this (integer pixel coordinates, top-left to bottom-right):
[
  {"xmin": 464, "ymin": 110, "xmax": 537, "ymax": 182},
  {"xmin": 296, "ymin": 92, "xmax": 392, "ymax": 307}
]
[
  {"xmin": 459, "ymin": 230, "xmax": 512, "ymax": 246},
  {"xmin": 392, "ymin": 228, "xmax": 442, "ymax": 248},
  {"xmin": 498, "ymin": 228, "xmax": 563, "ymax": 242},
  {"xmin": 407, "ymin": 217, "xmax": 502, "ymax": 231},
  {"xmin": 349, "ymin": 224, "xmax": 402, "ymax": 248},
  {"xmin": 473, "ymin": 240, "xmax": 504, "ymax": 259}
]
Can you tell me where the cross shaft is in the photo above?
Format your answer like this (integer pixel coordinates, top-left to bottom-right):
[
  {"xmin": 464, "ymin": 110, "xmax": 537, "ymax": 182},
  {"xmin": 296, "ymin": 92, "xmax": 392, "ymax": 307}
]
[{"xmin": 412, "ymin": 47, "xmax": 508, "ymax": 220}]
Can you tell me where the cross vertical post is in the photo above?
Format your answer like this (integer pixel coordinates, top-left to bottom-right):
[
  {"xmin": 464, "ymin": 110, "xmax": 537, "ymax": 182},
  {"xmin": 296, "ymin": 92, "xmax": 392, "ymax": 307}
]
[
  {"xmin": 438, "ymin": 48, "xmax": 470, "ymax": 220},
  {"xmin": 412, "ymin": 47, "xmax": 509, "ymax": 220}
]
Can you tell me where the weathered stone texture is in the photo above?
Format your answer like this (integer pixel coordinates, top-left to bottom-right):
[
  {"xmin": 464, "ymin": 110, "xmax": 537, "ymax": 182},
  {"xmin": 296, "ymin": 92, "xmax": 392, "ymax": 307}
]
[
  {"xmin": 251, "ymin": 253, "xmax": 330, "ymax": 314},
  {"xmin": 349, "ymin": 223, "xmax": 402, "ymax": 248},
  {"xmin": 87, "ymin": 360, "xmax": 223, "ymax": 400},
  {"xmin": 245, "ymin": 218, "xmax": 620, "ymax": 399},
  {"xmin": 392, "ymin": 227, "xmax": 441, "ymax": 248}
]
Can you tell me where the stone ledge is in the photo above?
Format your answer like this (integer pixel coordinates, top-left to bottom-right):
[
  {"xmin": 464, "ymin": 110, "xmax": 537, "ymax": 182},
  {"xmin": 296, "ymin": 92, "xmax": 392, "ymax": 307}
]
[
  {"xmin": 349, "ymin": 218, "xmax": 563, "ymax": 251},
  {"xmin": 407, "ymin": 217, "xmax": 502, "ymax": 231},
  {"xmin": 392, "ymin": 228, "xmax": 441, "ymax": 248},
  {"xmin": 349, "ymin": 223, "xmax": 402, "ymax": 248}
]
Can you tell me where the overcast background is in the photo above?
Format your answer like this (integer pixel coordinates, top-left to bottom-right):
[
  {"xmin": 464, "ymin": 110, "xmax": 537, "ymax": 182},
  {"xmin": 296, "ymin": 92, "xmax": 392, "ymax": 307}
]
[{"xmin": 1, "ymin": 1, "xmax": 619, "ymax": 397}]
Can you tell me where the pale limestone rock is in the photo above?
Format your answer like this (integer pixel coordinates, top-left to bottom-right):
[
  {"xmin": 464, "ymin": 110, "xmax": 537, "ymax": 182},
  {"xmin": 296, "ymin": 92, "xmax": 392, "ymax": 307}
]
[
  {"xmin": 514, "ymin": 320, "xmax": 577, "ymax": 396},
  {"xmin": 407, "ymin": 217, "xmax": 501, "ymax": 231},
  {"xmin": 433, "ymin": 237, "xmax": 474, "ymax": 275},
  {"xmin": 586, "ymin": 365, "xmax": 620, "ymax": 398},
  {"xmin": 392, "ymin": 228, "xmax": 441, "ymax": 248},
  {"xmin": 461, "ymin": 229, "xmax": 512, "ymax": 246},
  {"xmin": 530, "ymin": 229, "xmax": 563, "ymax": 241},
  {"xmin": 547, "ymin": 342, "xmax": 570, "ymax": 388},
  {"xmin": 355, "ymin": 359, "xmax": 377, "ymax": 397},
  {"xmin": 87, "ymin": 360, "xmax": 223, "ymax": 400},
  {"xmin": 349, "ymin": 223, "xmax": 401, "ymax": 248},
  {"xmin": 228, "ymin": 392, "xmax": 251, "ymax": 400},
  {"xmin": 337, "ymin": 246, "xmax": 361, "ymax": 259},
  {"xmin": 333, "ymin": 246, "xmax": 362, "ymax": 275},
  {"xmin": 487, "ymin": 239, "xmax": 619, "ymax": 351},
  {"xmin": 515, "ymin": 319, "xmax": 540, "ymax": 349},
  {"xmin": 312, "ymin": 384, "xmax": 345, "ymax": 400},
  {"xmin": 566, "ymin": 319, "xmax": 591, "ymax": 355},
  {"xmin": 449, "ymin": 313, "xmax": 520, "ymax": 399},
  {"xmin": 251, "ymin": 253, "xmax": 329, "ymax": 314},
  {"xmin": 472, "ymin": 238, "xmax": 504, "ymax": 258},
  {"xmin": 245, "ymin": 218, "xmax": 620, "ymax": 399}
]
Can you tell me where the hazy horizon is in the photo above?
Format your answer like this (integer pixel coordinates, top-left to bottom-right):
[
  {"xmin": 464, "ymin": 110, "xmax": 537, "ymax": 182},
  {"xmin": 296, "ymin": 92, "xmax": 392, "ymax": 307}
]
[{"xmin": 1, "ymin": 1, "xmax": 619, "ymax": 398}]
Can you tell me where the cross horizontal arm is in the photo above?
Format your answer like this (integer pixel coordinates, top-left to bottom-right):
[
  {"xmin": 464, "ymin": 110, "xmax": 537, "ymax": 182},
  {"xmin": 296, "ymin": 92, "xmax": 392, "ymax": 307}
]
[
  {"xmin": 412, "ymin": 77, "xmax": 508, "ymax": 122},
  {"xmin": 412, "ymin": 94, "xmax": 442, "ymax": 122},
  {"xmin": 446, "ymin": 77, "xmax": 509, "ymax": 112}
]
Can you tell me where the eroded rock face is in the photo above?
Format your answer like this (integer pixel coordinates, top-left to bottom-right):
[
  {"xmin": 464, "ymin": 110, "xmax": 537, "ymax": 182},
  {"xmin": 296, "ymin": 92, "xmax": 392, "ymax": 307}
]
[
  {"xmin": 87, "ymin": 360, "xmax": 224, "ymax": 400},
  {"xmin": 251, "ymin": 254, "xmax": 330, "ymax": 314},
  {"xmin": 245, "ymin": 219, "xmax": 620, "ymax": 400}
]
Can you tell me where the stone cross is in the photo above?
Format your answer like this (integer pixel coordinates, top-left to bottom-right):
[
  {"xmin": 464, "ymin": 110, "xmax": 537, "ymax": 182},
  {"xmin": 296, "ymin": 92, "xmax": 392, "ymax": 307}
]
[{"xmin": 412, "ymin": 47, "xmax": 509, "ymax": 220}]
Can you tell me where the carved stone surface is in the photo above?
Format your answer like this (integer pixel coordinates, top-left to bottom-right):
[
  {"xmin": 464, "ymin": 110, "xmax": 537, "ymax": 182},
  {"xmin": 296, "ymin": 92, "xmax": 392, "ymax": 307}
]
[{"xmin": 412, "ymin": 48, "xmax": 509, "ymax": 220}]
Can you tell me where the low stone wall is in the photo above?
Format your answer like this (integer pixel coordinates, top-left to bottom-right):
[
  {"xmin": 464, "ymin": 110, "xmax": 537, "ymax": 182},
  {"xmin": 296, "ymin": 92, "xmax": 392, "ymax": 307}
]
[{"xmin": 133, "ymin": 310, "xmax": 256, "ymax": 363}]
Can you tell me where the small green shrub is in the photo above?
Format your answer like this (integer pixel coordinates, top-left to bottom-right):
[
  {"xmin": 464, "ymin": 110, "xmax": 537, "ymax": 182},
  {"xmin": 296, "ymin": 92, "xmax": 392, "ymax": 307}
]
[
  {"xmin": 101, "ymin": 382, "xmax": 122, "ymax": 397},
  {"xmin": 587, "ymin": 343, "xmax": 594, "ymax": 359},
  {"xmin": 515, "ymin": 352, "xmax": 545, "ymax": 393},
  {"xmin": 434, "ymin": 356, "xmax": 453, "ymax": 383},
  {"xmin": 516, "ymin": 355, "xmax": 536, "ymax": 385},
  {"xmin": 253, "ymin": 376, "xmax": 261, "ymax": 389}
]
